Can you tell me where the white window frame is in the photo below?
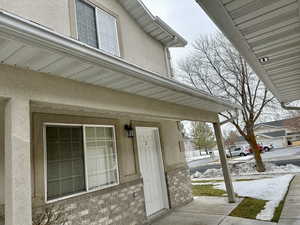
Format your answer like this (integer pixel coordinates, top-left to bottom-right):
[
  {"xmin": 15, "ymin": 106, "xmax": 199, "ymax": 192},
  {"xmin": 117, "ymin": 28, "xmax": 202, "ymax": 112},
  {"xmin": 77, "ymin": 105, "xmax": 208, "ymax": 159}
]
[
  {"xmin": 95, "ymin": 8, "xmax": 121, "ymax": 57},
  {"xmin": 75, "ymin": 0, "xmax": 121, "ymax": 57},
  {"xmin": 43, "ymin": 122, "xmax": 120, "ymax": 204}
]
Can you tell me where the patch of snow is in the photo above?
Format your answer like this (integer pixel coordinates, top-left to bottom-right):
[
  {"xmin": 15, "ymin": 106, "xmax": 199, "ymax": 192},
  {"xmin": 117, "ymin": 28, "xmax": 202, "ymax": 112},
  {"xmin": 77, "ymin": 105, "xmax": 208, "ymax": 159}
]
[
  {"xmin": 214, "ymin": 175, "xmax": 294, "ymax": 221},
  {"xmin": 232, "ymin": 155, "xmax": 254, "ymax": 161},
  {"xmin": 187, "ymin": 155, "xmax": 211, "ymax": 162},
  {"xmin": 191, "ymin": 162, "xmax": 300, "ymax": 179}
]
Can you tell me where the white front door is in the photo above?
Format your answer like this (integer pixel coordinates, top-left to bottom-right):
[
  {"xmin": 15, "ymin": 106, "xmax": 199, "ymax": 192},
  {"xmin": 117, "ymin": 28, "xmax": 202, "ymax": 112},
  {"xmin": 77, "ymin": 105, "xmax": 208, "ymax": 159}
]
[{"xmin": 136, "ymin": 127, "xmax": 169, "ymax": 216}]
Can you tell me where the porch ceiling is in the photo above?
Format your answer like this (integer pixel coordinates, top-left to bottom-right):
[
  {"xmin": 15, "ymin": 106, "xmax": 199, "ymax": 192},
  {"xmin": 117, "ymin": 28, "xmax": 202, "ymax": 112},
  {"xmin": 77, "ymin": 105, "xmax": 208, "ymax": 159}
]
[
  {"xmin": 0, "ymin": 10, "xmax": 237, "ymax": 114},
  {"xmin": 197, "ymin": 0, "xmax": 300, "ymax": 104}
]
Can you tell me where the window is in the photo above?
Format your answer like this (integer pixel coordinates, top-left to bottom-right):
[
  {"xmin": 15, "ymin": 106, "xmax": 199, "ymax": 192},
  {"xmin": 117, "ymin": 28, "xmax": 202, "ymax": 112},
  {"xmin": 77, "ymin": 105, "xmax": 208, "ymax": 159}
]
[
  {"xmin": 84, "ymin": 126, "xmax": 118, "ymax": 190},
  {"xmin": 75, "ymin": 0, "xmax": 120, "ymax": 56},
  {"xmin": 45, "ymin": 124, "xmax": 119, "ymax": 202}
]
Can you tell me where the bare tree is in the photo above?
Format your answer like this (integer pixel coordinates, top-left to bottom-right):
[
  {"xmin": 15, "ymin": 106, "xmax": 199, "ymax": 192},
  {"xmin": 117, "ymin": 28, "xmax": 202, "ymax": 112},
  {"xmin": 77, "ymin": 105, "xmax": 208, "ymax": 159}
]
[
  {"xmin": 179, "ymin": 33, "xmax": 277, "ymax": 172},
  {"xmin": 224, "ymin": 130, "xmax": 239, "ymax": 149},
  {"xmin": 33, "ymin": 207, "xmax": 68, "ymax": 225}
]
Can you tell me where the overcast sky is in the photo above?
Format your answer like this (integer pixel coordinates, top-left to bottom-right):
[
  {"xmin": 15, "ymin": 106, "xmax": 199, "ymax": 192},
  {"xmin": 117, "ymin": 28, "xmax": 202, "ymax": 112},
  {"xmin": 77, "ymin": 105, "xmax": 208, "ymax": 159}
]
[{"xmin": 142, "ymin": 0, "xmax": 219, "ymax": 66}]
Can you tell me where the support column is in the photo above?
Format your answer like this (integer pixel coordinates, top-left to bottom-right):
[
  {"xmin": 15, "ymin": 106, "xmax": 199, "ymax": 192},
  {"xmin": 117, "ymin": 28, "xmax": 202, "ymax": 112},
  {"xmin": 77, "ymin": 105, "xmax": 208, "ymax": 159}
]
[
  {"xmin": 213, "ymin": 122, "xmax": 236, "ymax": 203},
  {"xmin": 5, "ymin": 98, "xmax": 31, "ymax": 225}
]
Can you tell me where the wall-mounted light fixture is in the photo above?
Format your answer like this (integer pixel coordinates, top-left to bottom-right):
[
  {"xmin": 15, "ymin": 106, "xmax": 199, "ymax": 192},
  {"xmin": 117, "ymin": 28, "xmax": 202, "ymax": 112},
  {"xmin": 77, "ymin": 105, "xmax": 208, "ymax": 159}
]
[{"xmin": 124, "ymin": 124, "xmax": 134, "ymax": 138}]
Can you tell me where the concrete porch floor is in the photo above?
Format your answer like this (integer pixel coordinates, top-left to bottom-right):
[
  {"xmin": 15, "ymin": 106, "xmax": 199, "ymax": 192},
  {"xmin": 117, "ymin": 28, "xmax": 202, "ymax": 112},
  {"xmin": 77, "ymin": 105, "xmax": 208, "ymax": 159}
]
[{"xmin": 151, "ymin": 196, "xmax": 276, "ymax": 225}]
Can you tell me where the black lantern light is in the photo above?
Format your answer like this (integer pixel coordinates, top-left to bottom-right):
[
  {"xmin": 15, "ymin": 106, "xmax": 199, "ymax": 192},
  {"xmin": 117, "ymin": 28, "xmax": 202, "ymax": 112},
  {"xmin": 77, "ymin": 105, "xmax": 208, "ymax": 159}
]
[{"xmin": 124, "ymin": 124, "xmax": 134, "ymax": 138}]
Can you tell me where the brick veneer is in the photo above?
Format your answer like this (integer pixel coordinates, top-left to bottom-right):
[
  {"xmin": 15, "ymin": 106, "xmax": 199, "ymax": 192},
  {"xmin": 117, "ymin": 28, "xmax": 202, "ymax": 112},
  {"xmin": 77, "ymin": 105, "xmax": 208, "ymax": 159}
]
[{"xmin": 33, "ymin": 179, "xmax": 146, "ymax": 225}]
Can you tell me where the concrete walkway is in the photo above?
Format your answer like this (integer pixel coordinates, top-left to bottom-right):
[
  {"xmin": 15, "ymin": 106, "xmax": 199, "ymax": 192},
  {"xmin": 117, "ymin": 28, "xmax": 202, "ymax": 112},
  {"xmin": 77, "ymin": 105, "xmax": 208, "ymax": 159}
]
[
  {"xmin": 279, "ymin": 175, "xmax": 300, "ymax": 225},
  {"xmin": 151, "ymin": 197, "xmax": 276, "ymax": 225}
]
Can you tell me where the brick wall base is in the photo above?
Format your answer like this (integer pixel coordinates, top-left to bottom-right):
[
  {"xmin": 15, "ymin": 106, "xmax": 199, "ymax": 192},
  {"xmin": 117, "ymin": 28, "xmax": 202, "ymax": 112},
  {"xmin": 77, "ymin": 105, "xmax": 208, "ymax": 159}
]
[
  {"xmin": 166, "ymin": 166, "xmax": 193, "ymax": 208},
  {"xmin": 33, "ymin": 180, "xmax": 146, "ymax": 225}
]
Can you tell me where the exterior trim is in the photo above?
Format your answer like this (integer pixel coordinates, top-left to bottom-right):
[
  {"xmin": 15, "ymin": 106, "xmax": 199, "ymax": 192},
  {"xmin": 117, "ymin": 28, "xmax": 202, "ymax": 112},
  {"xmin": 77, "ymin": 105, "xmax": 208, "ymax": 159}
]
[
  {"xmin": 32, "ymin": 113, "xmax": 126, "ymax": 206},
  {"xmin": 43, "ymin": 122, "xmax": 120, "ymax": 204},
  {"xmin": 0, "ymin": 10, "xmax": 238, "ymax": 112},
  {"xmin": 68, "ymin": 0, "xmax": 78, "ymax": 39}
]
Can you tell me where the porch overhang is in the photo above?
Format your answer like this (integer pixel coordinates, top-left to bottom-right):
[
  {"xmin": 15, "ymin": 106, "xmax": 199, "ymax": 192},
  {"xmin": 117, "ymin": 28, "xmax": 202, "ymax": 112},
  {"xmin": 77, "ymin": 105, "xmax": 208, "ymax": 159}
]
[
  {"xmin": 196, "ymin": 0, "xmax": 300, "ymax": 104},
  {"xmin": 0, "ymin": 10, "xmax": 238, "ymax": 117}
]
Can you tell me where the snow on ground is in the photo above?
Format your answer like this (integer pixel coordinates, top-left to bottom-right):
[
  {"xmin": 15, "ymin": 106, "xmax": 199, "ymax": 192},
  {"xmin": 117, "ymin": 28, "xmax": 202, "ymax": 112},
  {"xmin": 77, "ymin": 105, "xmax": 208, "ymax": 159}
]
[
  {"xmin": 214, "ymin": 175, "xmax": 294, "ymax": 221},
  {"xmin": 232, "ymin": 155, "xmax": 254, "ymax": 161},
  {"xmin": 187, "ymin": 154, "xmax": 211, "ymax": 162},
  {"xmin": 192, "ymin": 162, "xmax": 300, "ymax": 179}
]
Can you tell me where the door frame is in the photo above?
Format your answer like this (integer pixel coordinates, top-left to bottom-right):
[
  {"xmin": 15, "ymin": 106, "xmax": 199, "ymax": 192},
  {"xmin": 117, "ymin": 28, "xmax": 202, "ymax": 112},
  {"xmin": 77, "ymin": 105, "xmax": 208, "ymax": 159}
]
[{"xmin": 132, "ymin": 121, "xmax": 170, "ymax": 216}]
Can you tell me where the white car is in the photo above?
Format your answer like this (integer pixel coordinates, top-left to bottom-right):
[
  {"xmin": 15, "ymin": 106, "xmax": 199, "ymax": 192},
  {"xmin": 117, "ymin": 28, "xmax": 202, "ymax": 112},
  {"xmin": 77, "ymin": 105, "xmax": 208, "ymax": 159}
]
[{"xmin": 226, "ymin": 147, "xmax": 249, "ymax": 158}]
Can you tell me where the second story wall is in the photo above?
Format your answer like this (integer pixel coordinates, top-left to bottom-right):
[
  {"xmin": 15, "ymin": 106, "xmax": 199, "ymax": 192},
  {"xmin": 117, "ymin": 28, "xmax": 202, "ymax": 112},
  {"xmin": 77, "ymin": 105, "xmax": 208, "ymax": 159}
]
[
  {"xmin": 0, "ymin": 0, "xmax": 169, "ymax": 75},
  {"xmin": 0, "ymin": 0, "xmax": 72, "ymax": 36}
]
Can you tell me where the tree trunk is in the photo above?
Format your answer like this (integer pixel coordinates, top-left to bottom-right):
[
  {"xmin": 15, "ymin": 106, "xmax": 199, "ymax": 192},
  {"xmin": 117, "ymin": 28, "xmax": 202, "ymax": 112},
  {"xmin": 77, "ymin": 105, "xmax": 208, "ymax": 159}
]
[{"xmin": 248, "ymin": 134, "xmax": 265, "ymax": 172}]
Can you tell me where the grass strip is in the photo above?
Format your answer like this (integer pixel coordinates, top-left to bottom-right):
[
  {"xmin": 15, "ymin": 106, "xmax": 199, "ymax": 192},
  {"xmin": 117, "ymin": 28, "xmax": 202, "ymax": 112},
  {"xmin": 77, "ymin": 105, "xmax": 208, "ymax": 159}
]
[
  {"xmin": 192, "ymin": 184, "xmax": 227, "ymax": 197},
  {"xmin": 229, "ymin": 197, "xmax": 267, "ymax": 220}
]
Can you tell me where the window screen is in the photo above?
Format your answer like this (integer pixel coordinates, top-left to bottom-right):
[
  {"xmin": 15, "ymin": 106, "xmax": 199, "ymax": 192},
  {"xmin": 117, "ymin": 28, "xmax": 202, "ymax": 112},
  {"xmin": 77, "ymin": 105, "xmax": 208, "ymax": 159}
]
[
  {"xmin": 96, "ymin": 8, "xmax": 120, "ymax": 56},
  {"xmin": 84, "ymin": 126, "xmax": 118, "ymax": 190},
  {"xmin": 46, "ymin": 126, "xmax": 86, "ymax": 200},
  {"xmin": 75, "ymin": 0, "xmax": 98, "ymax": 48}
]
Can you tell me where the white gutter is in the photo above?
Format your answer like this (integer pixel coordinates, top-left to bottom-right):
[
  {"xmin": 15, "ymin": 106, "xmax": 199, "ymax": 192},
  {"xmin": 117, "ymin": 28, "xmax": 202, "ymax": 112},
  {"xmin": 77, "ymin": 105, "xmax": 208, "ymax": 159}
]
[
  {"xmin": 0, "ymin": 10, "xmax": 239, "ymax": 111},
  {"xmin": 154, "ymin": 16, "xmax": 187, "ymax": 47}
]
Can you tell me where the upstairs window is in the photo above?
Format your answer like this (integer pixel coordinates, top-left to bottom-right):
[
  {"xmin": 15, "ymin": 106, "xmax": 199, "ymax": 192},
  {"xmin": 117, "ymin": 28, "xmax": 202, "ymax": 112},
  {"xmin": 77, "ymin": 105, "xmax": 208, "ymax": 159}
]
[{"xmin": 75, "ymin": 0, "xmax": 120, "ymax": 56}]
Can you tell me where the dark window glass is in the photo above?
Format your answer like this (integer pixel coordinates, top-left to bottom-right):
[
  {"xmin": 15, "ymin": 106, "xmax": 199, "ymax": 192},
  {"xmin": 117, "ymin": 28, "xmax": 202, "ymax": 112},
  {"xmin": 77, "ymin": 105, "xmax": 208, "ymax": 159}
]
[
  {"xmin": 46, "ymin": 126, "xmax": 86, "ymax": 201},
  {"xmin": 75, "ymin": 0, "xmax": 98, "ymax": 48}
]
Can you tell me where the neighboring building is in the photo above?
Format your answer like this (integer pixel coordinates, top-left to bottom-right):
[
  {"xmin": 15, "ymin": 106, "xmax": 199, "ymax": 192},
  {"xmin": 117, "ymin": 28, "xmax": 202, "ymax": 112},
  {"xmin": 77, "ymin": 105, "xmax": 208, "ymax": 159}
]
[
  {"xmin": 234, "ymin": 118, "xmax": 300, "ymax": 148},
  {"xmin": 0, "ymin": 1, "xmax": 237, "ymax": 225}
]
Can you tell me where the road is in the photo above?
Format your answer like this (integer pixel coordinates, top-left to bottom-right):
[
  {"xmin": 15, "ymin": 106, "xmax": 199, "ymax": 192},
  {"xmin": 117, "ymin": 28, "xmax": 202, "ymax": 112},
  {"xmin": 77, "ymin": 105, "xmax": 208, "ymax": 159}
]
[{"xmin": 188, "ymin": 147, "xmax": 300, "ymax": 174}]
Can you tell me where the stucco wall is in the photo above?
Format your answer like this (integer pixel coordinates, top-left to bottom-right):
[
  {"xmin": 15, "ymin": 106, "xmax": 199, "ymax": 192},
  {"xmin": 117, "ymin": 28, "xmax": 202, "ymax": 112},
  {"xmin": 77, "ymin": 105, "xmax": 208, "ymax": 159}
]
[
  {"xmin": 0, "ymin": 103, "xmax": 4, "ymax": 207},
  {"xmin": 0, "ymin": 64, "xmax": 218, "ymax": 213},
  {"xmin": 0, "ymin": 0, "xmax": 71, "ymax": 36},
  {"xmin": 0, "ymin": 65, "xmax": 218, "ymax": 122},
  {"xmin": 0, "ymin": 0, "xmax": 169, "ymax": 75},
  {"xmin": 160, "ymin": 121, "xmax": 186, "ymax": 168}
]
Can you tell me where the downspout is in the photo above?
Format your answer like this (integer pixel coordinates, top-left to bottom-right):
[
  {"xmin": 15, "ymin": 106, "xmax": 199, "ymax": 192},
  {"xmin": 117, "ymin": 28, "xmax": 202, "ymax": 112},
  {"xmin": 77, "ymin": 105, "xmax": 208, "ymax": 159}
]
[
  {"xmin": 281, "ymin": 102, "xmax": 300, "ymax": 110},
  {"xmin": 164, "ymin": 36, "xmax": 178, "ymax": 78},
  {"xmin": 164, "ymin": 46, "xmax": 173, "ymax": 78}
]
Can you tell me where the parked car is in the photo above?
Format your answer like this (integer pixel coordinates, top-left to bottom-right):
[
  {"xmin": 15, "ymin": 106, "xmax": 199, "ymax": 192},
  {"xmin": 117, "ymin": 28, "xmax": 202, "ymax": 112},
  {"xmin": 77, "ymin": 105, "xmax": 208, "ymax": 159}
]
[
  {"xmin": 226, "ymin": 147, "xmax": 250, "ymax": 158},
  {"xmin": 263, "ymin": 144, "xmax": 274, "ymax": 152}
]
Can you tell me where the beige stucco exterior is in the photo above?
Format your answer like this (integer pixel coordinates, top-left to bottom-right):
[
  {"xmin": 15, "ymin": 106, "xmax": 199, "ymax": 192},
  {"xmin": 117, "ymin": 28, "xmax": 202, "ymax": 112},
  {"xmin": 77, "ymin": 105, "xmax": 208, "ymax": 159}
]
[
  {"xmin": 0, "ymin": 0, "xmax": 169, "ymax": 75},
  {"xmin": 0, "ymin": 1, "xmax": 236, "ymax": 223},
  {"xmin": 0, "ymin": 103, "xmax": 4, "ymax": 210},
  {"xmin": 0, "ymin": 65, "xmax": 218, "ymax": 122},
  {"xmin": 0, "ymin": 64, "xmax": 218, "ymax": 211}
]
